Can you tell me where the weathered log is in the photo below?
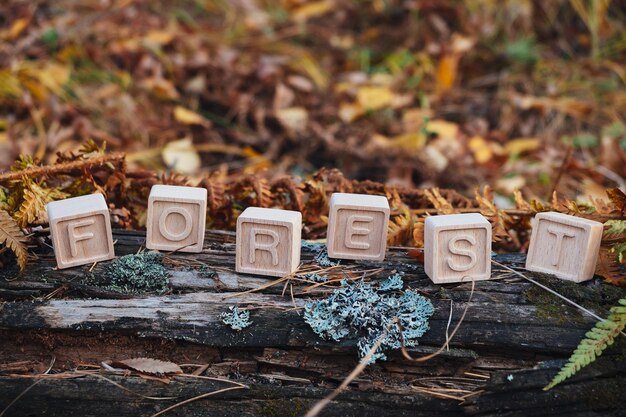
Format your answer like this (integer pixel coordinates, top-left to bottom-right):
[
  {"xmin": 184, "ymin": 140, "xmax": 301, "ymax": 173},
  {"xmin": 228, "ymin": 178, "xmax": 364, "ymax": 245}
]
[{"xmin": 0, "ymin": 230, "xmax": 624, "ymax": 417}]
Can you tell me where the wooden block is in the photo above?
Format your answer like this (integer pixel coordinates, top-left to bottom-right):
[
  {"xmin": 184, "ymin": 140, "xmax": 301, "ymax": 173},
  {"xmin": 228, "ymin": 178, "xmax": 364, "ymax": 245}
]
[
  {"xmin": 236, "ymin": 207, "xmax": 301, "ymax": 277},
  {"xmin": 47, "ymin": 193, "xmax": 115, "ymax": 269},
  {"xmin": 525, "ymin": 212, "xmax": 602, "ymax": 282},
  {"xmin": 326, "ymin": 193, "xmax": 390, "ymax": 261},
  {"xmin": 146, "ymin": 185, "xmax": 207, "ymax": 253},
  {"xmin": 424, "ymin": 213, "xmax": 492, "ymax": 284}
]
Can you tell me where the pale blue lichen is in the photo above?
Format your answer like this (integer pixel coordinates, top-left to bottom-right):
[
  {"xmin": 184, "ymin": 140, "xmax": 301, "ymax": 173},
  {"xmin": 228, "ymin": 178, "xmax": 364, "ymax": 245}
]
[
  {"xmin": 303, "ymin": 273, "xmax": 329, "ymax": 283},
  {"xmin": 304, "ymin": 275, "xmax": 434, "ymax": 363},
  {"xmin": 221, "ymin": 306, "xmax": 252, "ymax": 331},
  {"xmin": 301, "ymin": 241, "xmax": 340, "ymax": 267},
  {"xmin": 378, "ymin": 273, "xmax": 404, "ymax": 292}
]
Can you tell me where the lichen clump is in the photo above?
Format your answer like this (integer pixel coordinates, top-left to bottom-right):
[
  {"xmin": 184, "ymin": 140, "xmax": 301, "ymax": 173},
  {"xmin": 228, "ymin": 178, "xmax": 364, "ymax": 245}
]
[
  {"xmin": 304, "ymin": 274, "xmax": 434, "ymax": 363},
  {"xmin": 99, "ymin": 251, "xmax": 169, "ymax": 295},
  {"xmin": 221, "ymin": 306, "xmax": 252, "ymax": 331}
]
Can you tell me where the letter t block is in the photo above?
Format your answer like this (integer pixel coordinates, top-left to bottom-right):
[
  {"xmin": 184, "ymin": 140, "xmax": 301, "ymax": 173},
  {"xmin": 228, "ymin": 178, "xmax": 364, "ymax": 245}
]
[
  {"xmin": 326, "ymin": 193, "xmax": 390, "ymax": 261},
  {"xmin": 424, "ymin": 213, "xmax": 492, "ymax": 284},
  {"xmin": 47, "ymin": 193, "xmax": 115, "ymax": 269},
  {"xmin": 146, "ymin": 185, "xmax": 207, "ymax": 253},
  {"xmin": 526, "ymin": 212, "xmax": 603, "ymax": 282},
  {"xmin": 236, "ymin": 207, "xmax": 302, "ymax": 277}
]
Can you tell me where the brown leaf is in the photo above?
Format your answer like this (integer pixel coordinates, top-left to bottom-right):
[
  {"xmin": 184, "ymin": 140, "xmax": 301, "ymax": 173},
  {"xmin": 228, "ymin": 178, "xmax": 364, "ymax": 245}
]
[
  {"xmin": 595, "ymin": 247, "xmax": 626, "ymax": 286},
  {"xmin": 607, "ymin": 188, "xmax": 626, "ymax": 213},
  {"xmin": 114, "ymin": 358, "xmax": 183, "ymax": 375}
]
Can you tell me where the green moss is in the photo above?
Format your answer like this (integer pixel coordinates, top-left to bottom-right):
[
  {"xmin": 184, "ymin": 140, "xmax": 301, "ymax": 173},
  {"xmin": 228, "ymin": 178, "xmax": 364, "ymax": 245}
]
[
  {"xmin": 256, "ymin": 399, "xmax": 304, "ymax": 417},
  {"xmin": 524, "ymin": 273, "xmax": 625, "ymax": 324},
  {"xmin": 84, "ymin": 251, "xmax": 169, "ymax": 295}
]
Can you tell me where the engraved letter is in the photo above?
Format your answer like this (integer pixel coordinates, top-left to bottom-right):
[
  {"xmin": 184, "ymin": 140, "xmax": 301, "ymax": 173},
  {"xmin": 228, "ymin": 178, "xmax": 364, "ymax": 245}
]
[
  {"xmin": 344, "ymin": 215, "xmax": 373, "ymax": 250},
  {"xmin": 249, "ymin": 228, "xmax": 280, "ymax": 266},
  {"xmin": 67, "ymin": 218, "xmax": 96, "ymax": 257},
  {"xmin": 159, "ymin": 207, "xmax": 193, "ymax": 241},
  {"xmin": 447, "ymin": 235, "xmax": 477, "ymax": 272},
  {"xmin": 547, "ymin": 227, "xmax": 576, "ymax": 266}
]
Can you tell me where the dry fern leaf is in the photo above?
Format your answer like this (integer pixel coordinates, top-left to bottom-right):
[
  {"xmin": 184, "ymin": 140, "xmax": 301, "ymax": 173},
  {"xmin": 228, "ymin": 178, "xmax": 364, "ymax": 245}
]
[
  {"xmin": 595, "ymin": 247, "xmax": 626, "ymax": 286},
  {"xmin": 387, "ymin": 208, "xmax": 413, "ymax": 246},
  {"xmin": 0, "ymin": 210, "xmax": 29, "ymax": 271}
]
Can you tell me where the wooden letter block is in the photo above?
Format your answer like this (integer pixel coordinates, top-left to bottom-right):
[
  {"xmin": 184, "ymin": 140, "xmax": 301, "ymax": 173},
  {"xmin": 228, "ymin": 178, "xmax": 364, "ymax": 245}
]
[
  {"xmin": 525, "ymin": 212, "xmax": 602, "ymax": 282},
  {"xmin": 236, "ymin": 207, "xmax": 301, "ymax": 277},
  {"xmin": 326, "ymin": 193, "xmax": 390, "ymax": 261},
  {"xmin": 424, "ymin": 213, "xmax": 491, "ymax": 284},
  {"xmin": 47, "ymin": 193, "xmax": 115, "ymax": 269},
  {"xmin": 146, "ymin": 185, "xmax": 207, "ymax": 253}
]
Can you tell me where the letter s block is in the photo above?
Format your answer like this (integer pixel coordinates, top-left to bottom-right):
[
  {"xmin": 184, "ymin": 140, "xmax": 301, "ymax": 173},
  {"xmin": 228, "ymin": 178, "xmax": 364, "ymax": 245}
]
[
  {"xmin": 236, "ymin": 207, "xmax": 302, "ymax": 277},
  {"xmin": 424, "ymin": 213, "xmax": 491, "ymax": 284},
  {"xmin": 146, "ymin": 185, "xmax": 207, "ymax": 253},
  {"xmin": 526, "ymin": 212, "xmax": 602, "ymax": 282},
  {"xmin": 47, "ymin": 193, "xmax": 115, "ymax": 269},
  {"xmin": 326, "ymin": 193, "xmax": 390, "ymax": 261}
]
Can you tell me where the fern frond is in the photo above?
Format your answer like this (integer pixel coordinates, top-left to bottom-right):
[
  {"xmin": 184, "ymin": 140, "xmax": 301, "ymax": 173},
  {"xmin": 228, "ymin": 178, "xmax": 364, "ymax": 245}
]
[
  {"xmin": 544, "ymin": 298, "xmax": 626, "ymax": 390},
  {"xmin": 15, "ymin": 182, "xmax": 67, "ymax": 227},
  {"xmin": 387, "ymin": 208, "xmax": 412, "ymax": 246},
  {"xmin": 0, "ymin": 210, "xmax": 29, "ymax": 271}
]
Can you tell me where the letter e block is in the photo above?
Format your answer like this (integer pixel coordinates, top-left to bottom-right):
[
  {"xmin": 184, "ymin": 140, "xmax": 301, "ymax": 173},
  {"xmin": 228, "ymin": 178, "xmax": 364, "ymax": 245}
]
[
  {"xmin": 526, "ymin": 212, "xmax": 602, "ymax": 282},
  {"xmin": 47, "ymin": 193, "xmax": 115, "ymax": 269},
  {"xmin": 326, "ymin": 193, "xmax": 390, "ymax": 261},
  {"xmin": 236, "ymin": 207, "xmax": 301, "ymax": 277},
  {"xmin": 146, "ymin": 185, "xmax": 207, "ymax": 253},
  {"xmin": 424, "ymin": 213, "xmax": 491, "ymax": 284}
]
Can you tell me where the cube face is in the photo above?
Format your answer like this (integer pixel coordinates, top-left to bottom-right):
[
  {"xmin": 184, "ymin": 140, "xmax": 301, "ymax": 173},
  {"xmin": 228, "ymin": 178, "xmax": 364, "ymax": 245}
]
[
  {"xmin": 236, "ymin": 207, "xmax": 301, "ymax": 277},
  {"xmin": 424, "ymin": 213, "xmax": 491, "ymax": 284},
  {"xmin": 326, "ymin": 193, "xmax": 390, "ymax": 261},
  {"xmin": 526, "ymin": 212, "xmax": 602, "ymax": 282},
  {"xmin": 47, "ymin": 194, "xmax": 114, "ymax": 269},
  {"xmin": 146, "ymin": 185, "xmax": 207, "ymax": 253}
]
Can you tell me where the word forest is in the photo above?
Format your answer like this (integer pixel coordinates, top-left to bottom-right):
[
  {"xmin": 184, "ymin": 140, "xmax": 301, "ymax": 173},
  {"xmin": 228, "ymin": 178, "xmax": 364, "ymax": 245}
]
[{"xmin": 46, "ymin": 186, "xmax": 603, "ymax": 284}]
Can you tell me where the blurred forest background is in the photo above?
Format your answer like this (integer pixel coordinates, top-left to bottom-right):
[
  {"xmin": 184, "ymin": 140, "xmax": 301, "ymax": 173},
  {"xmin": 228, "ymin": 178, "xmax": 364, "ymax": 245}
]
[{"xmin": 2, "ymin": 0, "xmax": 625, "ymax": 195}]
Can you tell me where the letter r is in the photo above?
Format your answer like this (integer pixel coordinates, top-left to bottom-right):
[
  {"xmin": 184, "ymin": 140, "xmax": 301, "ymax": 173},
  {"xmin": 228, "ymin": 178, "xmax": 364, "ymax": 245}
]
[{"xmin": 249, "ymin": 228, "xmax": 280, "ymax": 266}]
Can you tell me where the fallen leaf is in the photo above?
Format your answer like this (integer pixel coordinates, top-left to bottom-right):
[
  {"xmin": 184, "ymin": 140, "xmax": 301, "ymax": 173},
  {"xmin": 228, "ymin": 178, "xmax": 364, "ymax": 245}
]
[
  {"xmin": 5, "ymin": 18, "xmax": 29, "ymax": 40},
  {"xmin": 607, "ymin": 187, "xmax": 626, "ymax": 212},
  {"xmin": 276, "ymin": 107, "xmax": 308, "ymax": 132},
  {"xmin": 162, "ymin": 137, "xmax": 201, "ymax": 174},
  {"xmin": 426, "ymin": 120, "xmax": 459, "ymax": 139},
  {"xmin": 174, "ymin": 106, "xmax": 210, "ymax": 127},
  {"xmin": 372, "ymin": 132, "xmax": 427, "ymax": 151},
  {"xmin": 338, "ymin": 102, "xmax": 364, "ymax": 123},
  {"xmin": 357, "ymin": 86, "xmax": 393, "ymax": 111},
  {"xmin": 141, "ymin": 77, "xmax": 180, "ymax": 100},
  {"xmin": 292, "ymin": 0, "xmax": 334, "ymax": 23},
  {"xmin": 504, "ymin": 137, "xmax": 540, "ymax": 155},
  {"xmin": 114, "ymin": 358, "xmax": 183, "ymax": 375},
  {"xmin": 468, "ymin": 136, "xmax": 492, "ymax": 163}
]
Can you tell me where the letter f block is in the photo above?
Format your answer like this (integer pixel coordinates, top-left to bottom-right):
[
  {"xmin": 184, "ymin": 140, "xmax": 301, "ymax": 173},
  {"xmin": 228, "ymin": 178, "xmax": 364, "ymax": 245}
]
[
  {"xmin": 526, "ymin": 212, "xmax": 602, "ymax": 282},
  {"xmin": 47, "ymin": 193, "xmax": 115, "ymax": 269},
  {"xmin": 236, "ymin": 207, "xmax": 302, "ymax": 277},
  {"xmin": 326, "ymin": 193, "xmax": 390, "ymax": 261},
  {"xmin": 424, "ymin": 213, "xmax": 491, "ymax": 284}
]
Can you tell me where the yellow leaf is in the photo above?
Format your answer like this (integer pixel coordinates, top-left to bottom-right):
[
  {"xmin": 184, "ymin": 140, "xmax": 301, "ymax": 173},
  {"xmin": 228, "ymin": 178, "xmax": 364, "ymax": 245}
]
[
  {"xmin": 426, "ymin": 120, "xmax": 458, "ymax": 139},
  {"xmin": 357, "ymin": 86, "xmax": 393, "ymax": 111},
  {"xmin": 338, "ymin": 102, "xmax": 364, "ymax": 123},
  {"xmin": 174, "ymin": 106, "xmax": 210, "ymax": 127},
  {"xmin": 162, "ymin": 138, "xmax": 201, "ymax": 175},
  {"xmin": 292, "ymin": 0, "xmax": 333, "ymax": 22},
  {"xmin": 0, "ymin": 70, "xmax": 22, "ymax": 98},
  {"xmin": 276, "ymin": 107, "xmax": 308, "ymax": 132},
  {"xmin": 141, "ymin": 78, "xmax": 180, "ymax": 100},
  {"xmin": 5, "ymin": 18, "xmax": 29, "ymax": 40},
  {"xmin": 35, "ymin": 63, "xmax": 70, "ymax": 97},
  {"xmin": 144, "ymin": 30, "xmax": 175, "ymax": 46},
  {"xmin": 468, "ymin": 136, "xmax": 492, "ymax": 163},
  {"xmin": 504, "ymin": 137, "xmax": 540, "ymax": 155},
  {"xmin": 373, "ymin": 132, "xmax": 427, "ymax": 151}
]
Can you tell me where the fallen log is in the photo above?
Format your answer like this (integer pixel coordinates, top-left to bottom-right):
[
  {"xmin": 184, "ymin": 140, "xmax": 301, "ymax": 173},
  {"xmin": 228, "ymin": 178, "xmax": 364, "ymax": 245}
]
[{"xmin": 0, "ymin": 230, "xmax": 624, "ymax": 417}]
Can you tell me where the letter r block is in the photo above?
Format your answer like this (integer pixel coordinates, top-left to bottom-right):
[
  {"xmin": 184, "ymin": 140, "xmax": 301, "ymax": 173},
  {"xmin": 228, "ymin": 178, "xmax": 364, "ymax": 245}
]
[
  {"xmin": 424, "ymin": 213, "xmax": 491, "ymax": 284},
  {"xmin": 526, "ymin": 212, "xmax": 602, "ymax": 282},
  {"xmin": 146, "ymin": 185, "xmax": 207, "ymax": 253},
  {"xmin": 326, "ymin": 193, "xmax": 390, "ymax": 261},
  {"xmin": 47, "ymin": 193, "xmax": 115, "ymax": 269},
  {"xmin": 236, "ymin": 207, "xmax": 302, "ymax": 277}
]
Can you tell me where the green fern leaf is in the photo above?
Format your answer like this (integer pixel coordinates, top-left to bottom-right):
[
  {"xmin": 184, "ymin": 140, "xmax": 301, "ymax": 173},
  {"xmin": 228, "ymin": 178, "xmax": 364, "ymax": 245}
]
[{"xmin": 544, "ymin": 298, "xmax": 626, "ymax": 390}]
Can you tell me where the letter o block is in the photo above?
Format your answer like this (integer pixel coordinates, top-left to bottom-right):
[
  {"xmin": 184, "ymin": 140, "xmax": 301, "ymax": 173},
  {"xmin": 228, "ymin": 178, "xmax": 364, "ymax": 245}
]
[
  {"xmin": 526, "ymin": 212, "xmax": 602, "ymax": 282},
  {"xmin": 146, "ymin": 185, "xmax": 207, "ymax": 253},
  {"xmin": 47, "ymin": 193, "xmax": 115, "ymax": 269},
  {"xmin": 326, "ymin": 193, "xmax": 390, "ymax": 261},
  {"xmin": 236, "ymin": 207, "xmax": 301, "ymax": 277},
  {"xmin": 424, "ymin": 213, "xmax": 491, "ymax": 284}
]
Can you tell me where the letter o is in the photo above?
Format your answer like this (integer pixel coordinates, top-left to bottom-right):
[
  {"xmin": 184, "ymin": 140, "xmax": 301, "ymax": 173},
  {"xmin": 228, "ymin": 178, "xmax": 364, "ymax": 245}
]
[{"xmin": 159, "ymin": 207, "xmax": 193, "ymax": 241}]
